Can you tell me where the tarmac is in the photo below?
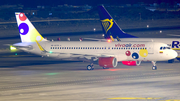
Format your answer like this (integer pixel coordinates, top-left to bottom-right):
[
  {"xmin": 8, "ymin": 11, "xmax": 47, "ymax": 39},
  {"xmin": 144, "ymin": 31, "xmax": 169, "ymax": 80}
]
[{"xmin": 0, "ymin": 50, "xmax": 180, "ymax": 101}]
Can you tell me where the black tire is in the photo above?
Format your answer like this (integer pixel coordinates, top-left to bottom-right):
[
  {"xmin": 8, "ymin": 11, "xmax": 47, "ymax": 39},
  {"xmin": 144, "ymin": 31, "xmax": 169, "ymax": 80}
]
[
  {"xmin": 152, "ymin": 66, "xmax": 157, "ymax": 70},
  {"xmin": 87, "ymin": 65, "xmax": 92, "ymax": 70},
  {"xmin": 103, "ymin": 67, "xmax": 109, "ymax": 69}
]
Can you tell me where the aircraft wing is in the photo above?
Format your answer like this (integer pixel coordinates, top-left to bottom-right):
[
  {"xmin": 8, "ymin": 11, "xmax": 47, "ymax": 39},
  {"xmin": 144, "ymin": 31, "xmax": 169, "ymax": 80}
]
[
  {"xmin": 83, "ymin": 38, "xmax": 108, "ymax": 41},
  {"xmin": 47, "ymin": 51, "xmax": 127, "ymax": 61}
]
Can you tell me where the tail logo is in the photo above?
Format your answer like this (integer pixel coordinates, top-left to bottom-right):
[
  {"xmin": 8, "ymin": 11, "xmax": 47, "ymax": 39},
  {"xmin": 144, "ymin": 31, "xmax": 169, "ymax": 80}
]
[
  {"xmin": 101, "ymin": 19, "xmax": 114, "ymax": 33},
  {"xmin": 16, "ymin": 12, "xmax": 46, "ymax": 42},
  {"xmin": 19, "ymin": 13, "xmax": 27, "ymax": 21},
  {"xmin": 19, "ymin": 23, "xmax": 29, "ymax": 35}
]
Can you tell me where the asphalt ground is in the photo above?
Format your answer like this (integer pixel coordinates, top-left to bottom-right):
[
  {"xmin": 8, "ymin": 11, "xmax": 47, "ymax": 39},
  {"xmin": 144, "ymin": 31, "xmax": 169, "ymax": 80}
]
[{"xmin": 0, "ymin": 53, "xmax": 180, "ymax": 101}]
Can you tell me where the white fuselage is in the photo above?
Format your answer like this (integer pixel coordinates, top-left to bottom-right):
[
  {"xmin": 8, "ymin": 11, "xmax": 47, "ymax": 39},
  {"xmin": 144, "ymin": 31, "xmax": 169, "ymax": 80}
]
[
  {"xmin": 117, "ymin": 38, "xmax": 180, "ymax": 57},
  {"xmin": 14, "ymin": 41, "xmax": 177, "ymax": 62}
]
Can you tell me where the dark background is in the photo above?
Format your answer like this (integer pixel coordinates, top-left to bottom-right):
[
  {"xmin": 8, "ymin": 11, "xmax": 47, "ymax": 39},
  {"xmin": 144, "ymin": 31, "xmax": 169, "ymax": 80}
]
[{"xmin": 1, "ymin": 0, "xmax": 180, "ymax": 7}]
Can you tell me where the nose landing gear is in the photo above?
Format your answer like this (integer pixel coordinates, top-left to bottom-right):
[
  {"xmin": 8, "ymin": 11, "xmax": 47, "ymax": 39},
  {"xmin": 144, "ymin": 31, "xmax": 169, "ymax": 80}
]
[{"xmin": 152, "ymin": 61, "xmax": 157, "ymax": 70}]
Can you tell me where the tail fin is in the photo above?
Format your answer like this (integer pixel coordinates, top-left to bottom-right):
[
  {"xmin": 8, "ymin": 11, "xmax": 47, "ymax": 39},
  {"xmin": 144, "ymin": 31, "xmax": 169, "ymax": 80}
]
[
  {"xmin": 15, "ymin": 12, "xmax": 48, "ymax": 42},
  {"xmin": 98, "ymin": 5, "xmax": 138, "ymax": 39}
]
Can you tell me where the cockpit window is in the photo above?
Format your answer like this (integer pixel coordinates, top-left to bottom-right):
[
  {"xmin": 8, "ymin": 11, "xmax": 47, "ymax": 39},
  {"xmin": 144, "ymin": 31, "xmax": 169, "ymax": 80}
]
[{"xmin": 160, "ymin": 46, "xmax": 171, "ymax": 50}]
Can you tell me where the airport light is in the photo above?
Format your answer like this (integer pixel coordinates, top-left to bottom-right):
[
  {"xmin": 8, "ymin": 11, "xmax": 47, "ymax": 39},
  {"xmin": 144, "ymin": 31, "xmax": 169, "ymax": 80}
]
[
  {"xmin": 160, "ymin": 30, "xmax": 162, "ymax": 33},
  {"xmin": 93, "ymin": 28, "xmax": 96, "ymax": 31},
  {"xmin": 147, "ymin": 25, "xmax": 149, "ymax": 28},
  {"xmin": 102, "ymin": 34, "xmax": 104, "ymax": 37}
]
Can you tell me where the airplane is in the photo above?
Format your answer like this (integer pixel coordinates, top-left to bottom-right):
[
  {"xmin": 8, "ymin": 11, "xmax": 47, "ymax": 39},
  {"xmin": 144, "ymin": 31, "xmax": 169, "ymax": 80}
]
[
  {"xmin": 97, "ymin": 5, "xmax": 180, "ymax": 63},
  {"xmin": 11, "ymin": 12, "xmax": 177, "ymax": 70}
]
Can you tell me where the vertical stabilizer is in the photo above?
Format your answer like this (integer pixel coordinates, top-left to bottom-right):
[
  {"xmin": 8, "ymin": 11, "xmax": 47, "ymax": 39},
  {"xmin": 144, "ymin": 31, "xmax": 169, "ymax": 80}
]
[
  {"xmin": 15, "ymin": 12, "xmax": 48, "ymax": 42},
  {"xmin": 98, "ymin": 5, "xmax": 138, "ymax": 39}
]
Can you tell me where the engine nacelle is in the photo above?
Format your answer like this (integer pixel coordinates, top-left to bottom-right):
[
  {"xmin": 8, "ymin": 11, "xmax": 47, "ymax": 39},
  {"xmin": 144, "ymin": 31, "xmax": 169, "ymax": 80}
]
[
  {"xmin": 98, "ymin": 57, "xmax": 118, "ymax": 68},
  {"xmin": 122, "ymin": 61, "xmax": 141, "ymax": 66}
]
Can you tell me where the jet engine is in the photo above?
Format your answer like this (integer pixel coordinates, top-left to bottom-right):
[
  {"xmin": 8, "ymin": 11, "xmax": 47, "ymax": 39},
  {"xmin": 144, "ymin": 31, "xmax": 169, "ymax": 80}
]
[
  {"xmin": 98, "ymin": 57, "xmax": 117, "ymax": 68},
  {"xmin": 122, "ymin": 61, "xmax": 141, "ymax": 66}
]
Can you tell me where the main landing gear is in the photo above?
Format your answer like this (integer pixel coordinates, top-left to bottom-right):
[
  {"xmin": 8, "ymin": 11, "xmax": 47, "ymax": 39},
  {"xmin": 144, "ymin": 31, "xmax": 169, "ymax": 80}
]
[
  {"xmin": 151, "ymin": 61, "xmax": 157, "ymax": 70},
  {"xmin": 87, "ymin": 57, "xmax": 95, "ymax": 70},
  {"xmin": 87, "ymin": 63, "xmax": 94, "ymax": 70}
]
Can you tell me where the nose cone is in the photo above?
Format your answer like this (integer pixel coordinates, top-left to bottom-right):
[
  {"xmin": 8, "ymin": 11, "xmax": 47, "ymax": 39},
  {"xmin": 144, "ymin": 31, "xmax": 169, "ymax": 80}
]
[{"xmin": 171, "ymin": 50, "xmax": 178, "ymax": 59}]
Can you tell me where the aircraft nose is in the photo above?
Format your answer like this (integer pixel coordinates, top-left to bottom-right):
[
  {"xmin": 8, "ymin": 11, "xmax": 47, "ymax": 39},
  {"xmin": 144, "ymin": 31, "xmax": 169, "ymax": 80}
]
[{"xmin": 171, "ymin": 50, "xmax": 178, "ymax": 59}]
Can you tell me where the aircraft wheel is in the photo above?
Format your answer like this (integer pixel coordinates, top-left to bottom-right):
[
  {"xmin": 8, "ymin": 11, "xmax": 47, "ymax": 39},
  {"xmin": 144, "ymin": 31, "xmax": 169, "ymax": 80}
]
[
  {"xmin": 103, "ymin": 67, "xmax": 109, "ymax": 69},
  {"xmin": 87, "ymin": 65, "xmax": 92, "ymax": 70},
  {"xmin": 152, "ymin": 66, "xmax": 157, "ymax": 70},
  {"xmin": 87, "ymin": 65, "xmax": 94, "ymax": 70}
]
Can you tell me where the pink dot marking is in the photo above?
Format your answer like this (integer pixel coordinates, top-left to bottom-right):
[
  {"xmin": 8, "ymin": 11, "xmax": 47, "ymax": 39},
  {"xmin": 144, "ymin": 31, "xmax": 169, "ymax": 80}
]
[
  {"xmin": 125, "ymin": 51, "xmax": 131, "ymax": 56},
  {"xmin": 19, "ymin": 13, "xmax": 27, "ymax": 21}
]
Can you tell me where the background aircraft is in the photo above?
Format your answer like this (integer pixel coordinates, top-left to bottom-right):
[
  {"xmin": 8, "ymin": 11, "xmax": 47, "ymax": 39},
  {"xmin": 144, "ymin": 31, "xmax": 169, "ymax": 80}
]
[
  {"xmin": 11, "ymin": 12, "xmax": 177, "ymax": 70},
  {"xmin": 98, "ymin": 5, "xmax": 180, "ymax": 63}
]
